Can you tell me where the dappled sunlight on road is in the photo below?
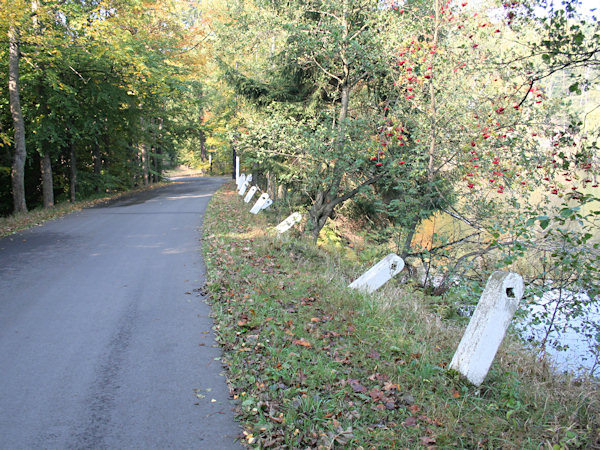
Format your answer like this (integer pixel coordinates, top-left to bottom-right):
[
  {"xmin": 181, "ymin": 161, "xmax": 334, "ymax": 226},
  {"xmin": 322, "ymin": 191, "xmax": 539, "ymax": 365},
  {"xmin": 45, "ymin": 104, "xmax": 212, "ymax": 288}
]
[
  {"xmin": 165, "ymin": 193, "xmax": 213, "ymax": 200},
  {"xmin": 161, "ymin": 247, "xmax": 193, "ymax": 255}
]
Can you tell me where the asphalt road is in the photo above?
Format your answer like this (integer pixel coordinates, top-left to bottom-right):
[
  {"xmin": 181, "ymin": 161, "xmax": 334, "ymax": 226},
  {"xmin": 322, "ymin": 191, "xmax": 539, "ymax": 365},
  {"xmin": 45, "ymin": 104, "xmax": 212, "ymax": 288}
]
[{"xmin": 0, "ymin": 177, "xmax": 242, "ymax": 449}]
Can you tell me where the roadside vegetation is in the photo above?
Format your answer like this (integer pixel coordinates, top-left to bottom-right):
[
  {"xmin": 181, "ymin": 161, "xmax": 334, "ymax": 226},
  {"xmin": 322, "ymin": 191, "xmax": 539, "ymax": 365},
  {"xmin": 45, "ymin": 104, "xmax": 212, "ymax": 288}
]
[
  {"xmin": 203, "ymin": 183, "xmax": 600, "ymax": 449},
  {"xmin": 204, "ymin": 0, "xmax": 600, "ymax": 376}
]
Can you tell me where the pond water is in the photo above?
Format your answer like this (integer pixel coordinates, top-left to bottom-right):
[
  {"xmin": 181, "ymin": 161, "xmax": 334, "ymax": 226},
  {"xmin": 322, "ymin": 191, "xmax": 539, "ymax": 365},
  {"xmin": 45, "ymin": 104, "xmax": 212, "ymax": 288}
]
[{"xmin": 514, "ymin": 289, "xmax": 600, "ymax": 377}]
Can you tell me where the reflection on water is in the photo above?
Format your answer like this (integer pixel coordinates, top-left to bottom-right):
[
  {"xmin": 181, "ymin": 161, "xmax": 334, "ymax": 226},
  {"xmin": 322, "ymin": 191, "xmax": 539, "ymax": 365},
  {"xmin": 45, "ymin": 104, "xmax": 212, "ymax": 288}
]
[{"xmin": 515, "ymin": 289, "xmax": 600, "ymax": 377}]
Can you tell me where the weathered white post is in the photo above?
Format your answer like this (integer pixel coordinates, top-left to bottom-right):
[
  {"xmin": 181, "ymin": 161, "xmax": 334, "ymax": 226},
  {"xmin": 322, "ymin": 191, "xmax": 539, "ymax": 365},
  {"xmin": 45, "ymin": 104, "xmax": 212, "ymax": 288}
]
[
  {"xmin": 250, "ymin": 193, "xmax": 269, "ymax": 214},
  {"xmin": 237, "ymin": 173, "xmax": 246, "ymax": 191},
  {"xmin": 235, "ymin": 156, "xmax": 240, "ymax": 185},
  {"xmin": 239, "ymin": 174, "xmax": 252, "ymax": 196},
  {"xmin": 348, "ymin": 253, "xmax": 405, "ymax": 293},
  {"xmin": 275, "ymin": 213, "xmax": 302, "ymax": 234},
  {"xmin": 244, "ymin": 186, "xmax": 258, "ymax": 203},
  {"xmin": 449, "ymin": 271, "xmax": 524, "ymax": 386},
  {"xmin": 239, "ymin": 180, "xmax": 251, "ymax": 196},
  {"xmin": 260, "ymin": 198, "xmax": 273, "ymax": 211}
]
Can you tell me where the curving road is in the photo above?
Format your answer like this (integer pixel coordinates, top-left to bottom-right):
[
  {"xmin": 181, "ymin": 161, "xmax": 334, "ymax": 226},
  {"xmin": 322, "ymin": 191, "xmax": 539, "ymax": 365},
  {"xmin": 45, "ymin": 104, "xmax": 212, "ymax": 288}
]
[{"xmin": 0, "ymin": 177, "xmax": 241, "ymax": 449}]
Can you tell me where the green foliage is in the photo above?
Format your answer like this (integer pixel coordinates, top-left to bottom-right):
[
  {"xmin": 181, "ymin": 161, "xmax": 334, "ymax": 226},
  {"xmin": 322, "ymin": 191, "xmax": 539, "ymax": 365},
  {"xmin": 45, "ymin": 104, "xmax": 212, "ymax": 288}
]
[
  {"xmin": 0, "ymin": 0, "xmax": 210, "ymax": 214},
  {"xmin": 206, "ymin": 0, "xmax": 600, "ymax": 374}
]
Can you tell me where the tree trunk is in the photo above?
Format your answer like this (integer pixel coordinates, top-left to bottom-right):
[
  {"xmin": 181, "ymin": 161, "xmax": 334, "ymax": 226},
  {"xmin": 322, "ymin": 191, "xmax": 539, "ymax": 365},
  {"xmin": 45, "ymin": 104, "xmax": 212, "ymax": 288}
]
[
  {"xmin": 152, "ymin": 146, "xmax": 158, "ymax": 183},
  {"xmin": 155, "ymin": 118, "xmax": 163, "ymax": 181},
  {"xmin": 400, "ymin": 216, "xmax": 420, "ymax": 259},
  {"xmin": 103, "ymin": 125, "xmax": 110, "ymax": 170},
  {"xmin": 306, "ymin": 0, "xmax": 351, "ymax": 241},
  {"xmin": 93, "ymin": 141, "xmax": 102, "ymax": 192},
  {"xmin": 308, "ymin": 173, "xmax": 382, "ymax": 242},
  {"xmin": 70, "ymin": 140, "xmax": 77, "ymax": 203},
  {"xmin": 266, "ymin": 171, "xmax": 276, "ymax": 201},
  {"xmin": 41, "ymin": 150, "xmax": 54, "ymax": 207},
  {"xmin": 252, "ymin": 162, "xmax": 263, "ymax": 191},
  {"xmin": 140, "ymin": 117, "xmax": 149, "ymax": 186},
  {"xmin": 32, "ymin": 0, "xmax": 54, "ymax": 208},
  {"xmin": 199, "ymin": 129, "xmax": 207, "ymax": 162},
  {"xmin": 8, "ymin": 26, "xmax": 27, "ymax": 213},
  {"xmin": 141, "ymin": 144, "xmax": 149, "ymax": 186},
  {"xmin": 37, "ymin": 83, "xmax": 54, "ymax": 207},
  {"xmin": 141, "ymin": 145, "xmax": 149, "ymax": 186},
  {"xmin": 277, "ymin": 184, "xmax": 286, "ymax": 202},
  {"xmin": 309, "ymin": 190, "xmax": 335, "ymax": 241}
]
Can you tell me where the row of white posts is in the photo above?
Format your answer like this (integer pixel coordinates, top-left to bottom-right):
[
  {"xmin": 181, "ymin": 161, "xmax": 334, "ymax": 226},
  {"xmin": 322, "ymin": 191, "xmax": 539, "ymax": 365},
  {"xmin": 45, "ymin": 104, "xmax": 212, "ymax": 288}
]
[
  {"xmin": 236, "ymin": 173, "xmax": 274, "ymax": 214},
  {"xmin": 235, "ymin": 159, "xmax": 523, "ymax": 386},
  {"xmin": 236, "ymin": 166, "xmax": 303, "ymax": 232},
  {"xmin": 348, "ymin": 253, "xmax": 524, "ymax": 386}
]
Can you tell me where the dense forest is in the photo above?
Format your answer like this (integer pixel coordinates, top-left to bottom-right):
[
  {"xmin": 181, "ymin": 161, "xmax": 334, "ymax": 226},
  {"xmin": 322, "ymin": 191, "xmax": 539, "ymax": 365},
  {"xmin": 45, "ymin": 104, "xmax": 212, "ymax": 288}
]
[
  {"xmin": 2, "ymin": 0, "xmax": 599, "ymax": 370},
  {"xmin": 0, "ymin": 0, "xmax": 221, "ymax": 215}
]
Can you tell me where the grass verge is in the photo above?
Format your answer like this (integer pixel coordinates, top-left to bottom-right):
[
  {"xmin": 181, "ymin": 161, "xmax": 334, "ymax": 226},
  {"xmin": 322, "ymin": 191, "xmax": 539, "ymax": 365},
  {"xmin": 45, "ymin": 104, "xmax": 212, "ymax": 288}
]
[
  {"xmin": 202, "ymin": 182, "xmax": 599, "ymax": 449},
  {"xmin": 0, "ymin": 183, "xmax": 167, "ymax": 238}
]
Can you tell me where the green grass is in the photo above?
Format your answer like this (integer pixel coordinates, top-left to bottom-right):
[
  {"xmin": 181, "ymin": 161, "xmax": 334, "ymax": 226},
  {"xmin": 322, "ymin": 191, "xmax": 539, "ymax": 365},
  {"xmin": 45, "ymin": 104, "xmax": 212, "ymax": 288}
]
[{"xmin": 202, "ymin": 182, "xmax": 600, "ymax": 449}]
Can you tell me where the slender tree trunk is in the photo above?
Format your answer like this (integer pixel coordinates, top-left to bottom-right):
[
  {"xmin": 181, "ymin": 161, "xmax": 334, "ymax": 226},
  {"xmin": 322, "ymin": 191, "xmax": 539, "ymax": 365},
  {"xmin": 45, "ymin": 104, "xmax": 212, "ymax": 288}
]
[
  {"xmin": 307, "ymin": 0, "xmax": 351, "ymax": 241},
  {"xmin": 8, "ymin": 26, "xmax": 27, "ymax": 213},
  {"xmin": 199, "ymin": 129, "xmax": 207, "ymax": 162},
  {"xmin": 140, "ymin": 117, "xmax": 149, "ymax": 186},
  {"xmin": 155, "ymin": 146, "xmax": 162, "ymax": 182},
  {"xmin": 32, "ymin": 0, "xmax": 54, "ymax": 208},
  {"xmin": 93, "ymin": 141, "xmax": 102, "ymax": 192},
  {"xmin": 277, "ymin": 184, "xmax": 286, "ymax": 202},
  {"xmin": 152, "ymin": 146, "xmax": 158, "ymax": 183},
  {"xmin": 155, "ymin": 118, "xmax": 163, "ymax": 181},
  {"xmin": 103, "ymin": 124, "xmax": 110, "ymax": 170},
  {"xmin": 70, "ymin": 140, "xmax": 77, "ymax": 202},
  {"xmin": 266, "ymin": 171, "xmax": 276, "ymax": 201},
  {"xmin": 37, "ymin": 81, "xmax": 54, "ymax": 207},
  {"xmin": 141, "ymin": 144, "xmax": 149, "ymax": 186},
  {"xmin": 41, "ymin": 151, "xmax": 54, "ymax": 207},
  {"xmin": 400, "ymin": 216, "xmax": 420, "ymax": 259}
]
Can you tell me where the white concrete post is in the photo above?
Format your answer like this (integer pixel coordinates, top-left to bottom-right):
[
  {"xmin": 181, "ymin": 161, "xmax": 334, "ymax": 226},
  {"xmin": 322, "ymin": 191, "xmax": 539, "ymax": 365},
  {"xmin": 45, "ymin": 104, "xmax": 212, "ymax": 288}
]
[
  {"xmin": 239, "ymin": 180, "xmax": 250, "ymax": 196},
  {"xmin": 275, "ymin": 213, "xmax": 302, "ymax": 234},
  {"xmin": 260, "ymin": 198, "xmax": 273, "ymax": 211},
  {"xmin": 250, "ymin": 193, "xmax": 269, "ymax": 214},
  {"xmin": 244, "ymin": 186, "xmax": 258, "ymax": 203},
  {"xmin": 348, "ymin": 253, "xmax": 405, "ymax": 293},
  {"xmin": 235, "ymin": 156, "xmax": 240, "ymax": 185},
  {"xmin": 237, "ymin": 173, "xmax": 246, "ymax": 191},
  {"xmin": 449, "ymin": 271, "xmax": 524, "ymax": 386}
]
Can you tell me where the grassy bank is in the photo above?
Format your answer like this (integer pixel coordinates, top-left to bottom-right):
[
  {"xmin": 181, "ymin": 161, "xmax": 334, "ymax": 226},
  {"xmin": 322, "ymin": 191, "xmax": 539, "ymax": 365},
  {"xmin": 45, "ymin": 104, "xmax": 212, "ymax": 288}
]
[
  {"xmin": 0, "ymin": 182, "xmax": 167, "ymax": 238},
  {"xmin": 202, "ymin": 182, "xmax": 599, "ymax": 449}
]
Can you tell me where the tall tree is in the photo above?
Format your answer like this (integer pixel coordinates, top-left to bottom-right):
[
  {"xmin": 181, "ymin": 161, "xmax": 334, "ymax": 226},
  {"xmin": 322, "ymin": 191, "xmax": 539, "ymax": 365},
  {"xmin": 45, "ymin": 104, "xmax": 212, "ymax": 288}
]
[
  {"xmin": 7, "ymin": 23, "xmax": 27, "ymax": 213},
  {"xmin": 31, "ymin": 0, "xmax": 54, "ymax": 207},
  {"xmin": 216, "ymin": 0, "xmax": 394, "ymax": 239}
]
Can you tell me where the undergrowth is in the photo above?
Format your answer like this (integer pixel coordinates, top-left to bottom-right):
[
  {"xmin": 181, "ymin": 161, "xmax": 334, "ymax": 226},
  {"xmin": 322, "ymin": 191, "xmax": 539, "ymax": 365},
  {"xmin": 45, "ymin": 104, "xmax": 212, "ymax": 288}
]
[{"xmin": 202, "ymin": 182, "xmax": 600, "ymax": 449}]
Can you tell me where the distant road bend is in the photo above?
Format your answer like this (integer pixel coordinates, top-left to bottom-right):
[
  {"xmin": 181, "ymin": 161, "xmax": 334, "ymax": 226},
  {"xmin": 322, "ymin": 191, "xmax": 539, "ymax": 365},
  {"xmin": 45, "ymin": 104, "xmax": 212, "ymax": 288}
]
[{"xmin": 0, "ymin": 176, "xmax": 241, "ymax": 449}]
